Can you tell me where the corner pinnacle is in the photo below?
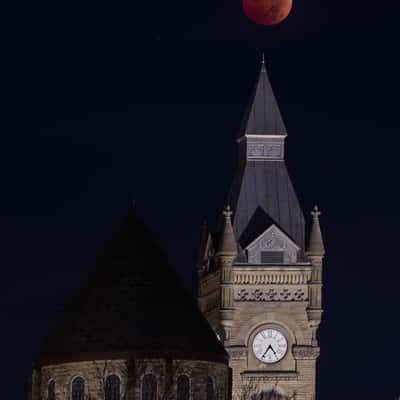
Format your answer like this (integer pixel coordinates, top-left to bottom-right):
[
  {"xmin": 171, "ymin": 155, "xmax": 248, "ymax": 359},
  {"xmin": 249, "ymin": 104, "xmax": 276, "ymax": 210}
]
[
  {"xmin": 307, "ymin": 205, "xmax": 325, "ymax": 256},
  {"xmin": 217, "ymin": 206, "xmax": 237, "ymax": 257}
]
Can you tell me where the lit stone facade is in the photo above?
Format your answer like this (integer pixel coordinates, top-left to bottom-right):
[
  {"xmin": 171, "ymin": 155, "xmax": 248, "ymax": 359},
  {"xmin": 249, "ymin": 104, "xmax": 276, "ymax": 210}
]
[
  {"xmin": 30, "ymin": 358, "xmax": 228, "ymax": 400},
  {"xmin": 198, "ymin": 261, "xmax": 322, "ymax": 400}
]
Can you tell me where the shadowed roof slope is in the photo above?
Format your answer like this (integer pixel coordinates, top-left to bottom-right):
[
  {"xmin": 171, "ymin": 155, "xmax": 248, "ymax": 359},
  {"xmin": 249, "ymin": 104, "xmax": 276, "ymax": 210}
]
[
  {"xmin": 36, "ymin": 212, "xmax": 227, "ymax": 366},
  {"xmin": 227, "ymin": 161, "xmax": 305, "ymax": 251}
]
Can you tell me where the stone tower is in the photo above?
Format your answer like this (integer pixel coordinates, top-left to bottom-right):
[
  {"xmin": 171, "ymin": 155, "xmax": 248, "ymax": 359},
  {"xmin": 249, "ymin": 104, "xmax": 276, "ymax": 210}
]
[{"xmin": 197, "ymin": 59, "xmax": 324, "ymax": 400}]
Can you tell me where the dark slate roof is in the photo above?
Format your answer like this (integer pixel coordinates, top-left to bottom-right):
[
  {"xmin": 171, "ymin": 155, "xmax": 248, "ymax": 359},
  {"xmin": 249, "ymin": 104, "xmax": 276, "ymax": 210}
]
[
  {"xmin": 36, "ymin": 212, "xmax": 228, "ymax": 366},
  {"xmin": 226, "ymin": 161, "xmax": 305, "ymax": 251},
  {"xmin": 238, "ymin": 61, "xmax": 287, "ymax": 137}
]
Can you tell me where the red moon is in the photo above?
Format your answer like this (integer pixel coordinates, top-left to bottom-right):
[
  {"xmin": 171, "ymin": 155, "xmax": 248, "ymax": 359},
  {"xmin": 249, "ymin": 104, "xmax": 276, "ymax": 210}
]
[{"xmin": 243, "ymin": 0, "xmax": 292, "ymax": 26}]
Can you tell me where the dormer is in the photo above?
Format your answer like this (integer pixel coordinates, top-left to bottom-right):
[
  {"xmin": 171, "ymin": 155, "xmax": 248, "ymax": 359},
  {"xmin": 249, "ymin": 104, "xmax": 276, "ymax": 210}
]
[{"xmin": 245, "ymin": 224, "xmax": 300, "ymax": 264}]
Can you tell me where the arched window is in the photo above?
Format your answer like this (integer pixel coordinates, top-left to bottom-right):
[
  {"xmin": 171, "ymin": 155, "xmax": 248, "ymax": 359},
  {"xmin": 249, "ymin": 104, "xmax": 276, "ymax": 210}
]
[
  {"xmin": 47, "ymin": 380, "xmax": 56, "ymax": 400},
  {"xmin": 177, "ymin": 375, "xmax": 190, "ymax": 400},
  {"xmin": 71, "ymin": 377, "xmax": 85, "ymax": 400},
  {"xmin": 142, "ymin": 374, "xmax": 157, "ymax": 400},
  {"xmin": 206, "ymin": 377, "xmax": 215, "ymax": 400},
  {"xmin": 105, "ymin": 375, "xmax": 121, "ymax": 400}
]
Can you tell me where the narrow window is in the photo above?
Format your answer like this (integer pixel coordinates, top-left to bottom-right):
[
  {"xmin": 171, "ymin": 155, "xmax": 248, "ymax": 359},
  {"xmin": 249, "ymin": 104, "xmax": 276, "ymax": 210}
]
[
  {"xmin": 142, "ymin": 374, "xmax": 157, "ymax": 400},
  {"xmin": 177, "ymin": 375, "xmax": 190, "ymax": 400},
  {"xmin": 105, "ymin": 375, "xmax": 121, "ymax": 400},
  {"xmin": 71, "ymin": 377, "xmax": 85, "ymax": 400},
  {"xmin": 47, "ymin": 380, "xmax": 56, "ymax": 400},
  {"xmin": 206, "ymin": 377, "xmax": 215, "ymax": 400}
]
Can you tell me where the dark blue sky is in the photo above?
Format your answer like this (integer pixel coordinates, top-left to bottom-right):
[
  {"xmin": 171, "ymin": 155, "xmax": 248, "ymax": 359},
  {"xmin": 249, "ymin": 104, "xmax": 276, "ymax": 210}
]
[{"xmin": 3, "ymin": 0, "xmax": 400, "ymax": 399}]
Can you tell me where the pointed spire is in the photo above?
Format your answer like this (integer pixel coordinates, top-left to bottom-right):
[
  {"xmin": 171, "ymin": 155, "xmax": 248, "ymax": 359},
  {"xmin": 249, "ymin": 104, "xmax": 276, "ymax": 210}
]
[
  {"xmin": 238, "ymin": 58, "xmax": 287, "ymax": 137},
  {"xmin": 307, "ymin": 206, "xmax": 325, "ymax": 256},
  {"xmin": 217, "ymin": 206, "xmax": 238, "ymax": 257}
]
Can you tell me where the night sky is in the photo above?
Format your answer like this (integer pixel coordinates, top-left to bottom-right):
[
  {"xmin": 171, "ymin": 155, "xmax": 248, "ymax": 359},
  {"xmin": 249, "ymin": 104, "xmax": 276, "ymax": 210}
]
[{"xmin": 4, "ymin": 0, "xmax": 400, "ymax": 399}]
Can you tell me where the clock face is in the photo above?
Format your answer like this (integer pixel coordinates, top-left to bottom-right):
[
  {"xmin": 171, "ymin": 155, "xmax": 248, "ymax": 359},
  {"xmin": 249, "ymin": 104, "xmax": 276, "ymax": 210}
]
[{"xmin": 252, "ymin": 328, "xmax": 288, "ymax": 364}]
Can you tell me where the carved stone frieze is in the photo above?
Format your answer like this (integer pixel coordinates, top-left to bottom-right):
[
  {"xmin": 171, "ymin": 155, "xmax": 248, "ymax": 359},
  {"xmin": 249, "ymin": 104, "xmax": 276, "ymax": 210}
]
[
  {"xmin": 292, "ymin": 346, "xmax": 320, "ymax": 360},
  {"xmin": 233, "ymin": 270, "xmax": 312, "ymax": 285},
  {"xmin": 241, "ymin": 372, "xmax": 299, "ymax": 382},
  {"xmin": 247, "ymin": 142, "xmax": 284, "ymax": 160},
  {"xmin": 235, "ymin": 287, "xmax": 307, "ymax": 302}
]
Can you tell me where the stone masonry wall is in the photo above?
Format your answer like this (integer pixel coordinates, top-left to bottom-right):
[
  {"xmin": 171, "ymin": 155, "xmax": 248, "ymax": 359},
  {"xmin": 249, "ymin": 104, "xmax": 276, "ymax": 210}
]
[
  {"xmin": 31, "ymin": 359, "xmax": 228, "ymax": 400},
  {"xmin": 197, "ymin": 262, "xmax": 321, "ymax": 400}
]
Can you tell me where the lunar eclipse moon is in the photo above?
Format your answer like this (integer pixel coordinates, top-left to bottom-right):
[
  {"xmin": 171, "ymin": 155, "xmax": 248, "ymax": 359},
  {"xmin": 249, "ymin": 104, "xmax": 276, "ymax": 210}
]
[{"xmin": 243, "ymin": 0, "xmax": 292, "ymax": 26}]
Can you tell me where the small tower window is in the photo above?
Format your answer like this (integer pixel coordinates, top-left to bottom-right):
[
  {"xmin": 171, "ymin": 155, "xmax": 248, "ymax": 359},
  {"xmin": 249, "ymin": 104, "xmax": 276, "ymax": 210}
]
[
  {"xmin": 105, "ymin": 375, "xmax": 121, "ymax": 400},
  {"xmin": 206, "ymin": 377, "xmax": 215, "ymax": 400},
  {"xmin": 71, "ymin": 377, "xmax": 85, "ymax": 400},
  {"xmin": 142, "ymin": 374, "xmax": 157, "ymax": 400},
  {"xmin": 47, "ymin": 380, "xmax": 56, "ymax": 400},
  {"xmin": 177, "ymin": 375, "xmax": 190, "ymax": 400},
  {"xmin": 261, "ymin": 251, "xmax": 284, "ymax": 264}
]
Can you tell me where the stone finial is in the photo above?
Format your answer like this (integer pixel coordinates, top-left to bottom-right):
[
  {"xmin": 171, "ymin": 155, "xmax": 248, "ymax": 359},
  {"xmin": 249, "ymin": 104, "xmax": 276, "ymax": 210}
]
[
  {"xmin": 217, "ymin": 206, "xmax": 238, "ymax": 257},
  {"xmin": 307, "ymin": 206, "xmax": 325, "ymax": 256},
  {"xmin": 311, "ymin": 206, "xmax": 321, "ymax": 219},
  {"xmin": 222, "ymin": 205, "xmax": 233, "ymax": 219}
]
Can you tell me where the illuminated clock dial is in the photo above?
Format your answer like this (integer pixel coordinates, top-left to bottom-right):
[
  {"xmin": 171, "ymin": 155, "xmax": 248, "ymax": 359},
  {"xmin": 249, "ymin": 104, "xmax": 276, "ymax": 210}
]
[{"xmin": 252, "ymin": 328, "xmax": 288, "ymax": 364}]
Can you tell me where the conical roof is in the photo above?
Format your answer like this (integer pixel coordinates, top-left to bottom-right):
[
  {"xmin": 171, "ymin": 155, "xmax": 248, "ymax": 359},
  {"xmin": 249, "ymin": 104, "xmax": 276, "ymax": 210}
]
[
  {"xmin": 35, "ymin": 212, "xmax": 227, "ymax": 366},
  {"xmin": 238, "ymin": 60, "xmax": 287, "ymax": 137},
  {"xmin": 307, "ymin": 206, "xmax": 325, "ymax": 256},
  {"xmin": 216, "ymin": 206, "xmax": 237, "ymax": 256}
]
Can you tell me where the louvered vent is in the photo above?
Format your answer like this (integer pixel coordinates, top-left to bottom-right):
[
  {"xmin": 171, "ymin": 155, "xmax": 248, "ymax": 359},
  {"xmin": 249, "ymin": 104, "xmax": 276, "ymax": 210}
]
[{"xmin": 261, "ymin": 251, "xmax": 284, "ymax": 264}]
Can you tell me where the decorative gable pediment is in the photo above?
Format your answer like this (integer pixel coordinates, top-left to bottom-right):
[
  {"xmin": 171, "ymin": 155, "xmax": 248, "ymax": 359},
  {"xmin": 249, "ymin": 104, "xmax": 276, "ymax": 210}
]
[{"xmin": 245, "ymin": 225, "xmax": 300, "ymax": 264}]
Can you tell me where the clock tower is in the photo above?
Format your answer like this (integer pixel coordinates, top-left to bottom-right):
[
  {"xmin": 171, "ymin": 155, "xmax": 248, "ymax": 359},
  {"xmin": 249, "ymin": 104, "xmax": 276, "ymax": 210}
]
[{"xmin": 197, "ymin": 59, "xmax": 325, "ymax": 400}]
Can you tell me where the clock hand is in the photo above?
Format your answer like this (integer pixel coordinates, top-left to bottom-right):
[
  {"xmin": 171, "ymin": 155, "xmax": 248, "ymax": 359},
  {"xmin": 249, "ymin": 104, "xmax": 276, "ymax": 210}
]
[
  {"xmin": 271, "ymin": 347, "xmax": 279, "ymax": 360},
  {"xmin": 262, "ymin": 345, "xmax": 274, "ymax": 358}
]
